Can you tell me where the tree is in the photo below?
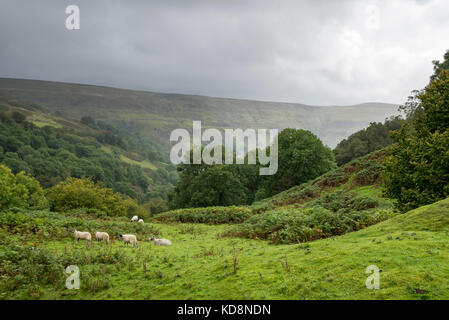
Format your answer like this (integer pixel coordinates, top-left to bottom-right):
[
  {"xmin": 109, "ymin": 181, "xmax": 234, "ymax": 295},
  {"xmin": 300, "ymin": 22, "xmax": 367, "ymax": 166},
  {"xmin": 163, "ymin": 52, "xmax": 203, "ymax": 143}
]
[
  {"xmin": 259, "ymin": 129, "xmax": 336, "ymax": 197},
  {"xmin": 80, "ymin": 115, "xmax": 96, "ymax": 127},
  {"xmin": 46, "ymin": 177, "xmax": 144, "ymax": 217},
  {"xmin": 384, "ymin": 69, "xmax": 449, "ymax": 211},
  {"xmin": 11, "ymin": 111, "xmax": 26, "ymax": 123},
  {"xmin": 0, "ymin": 164, "xmax": 49, "ymax": 210},
  {"xmin": 418, "ymin": 70, "xmax": 449, "ymax": 133},
  {"xmin": 145, "ymin": 197, "xmax": 168, "ymax": 215},
  {"xmin": 169, "ymin": 165, "xmax": 248, "ymax": 209},
  {"xmin": 333, "ymin": 117, "xmax": 404, "ymax": 166},
  {"xmin": 384, "ymin": 125, "xmax": 449, "ymax": 212},
  {"xmin": 168, "ymin": 146, "xmax": 250, "ymax": 209},
  {"xmin": 431, "ymin": 49, "xmax": 449, "ymax": 81}
]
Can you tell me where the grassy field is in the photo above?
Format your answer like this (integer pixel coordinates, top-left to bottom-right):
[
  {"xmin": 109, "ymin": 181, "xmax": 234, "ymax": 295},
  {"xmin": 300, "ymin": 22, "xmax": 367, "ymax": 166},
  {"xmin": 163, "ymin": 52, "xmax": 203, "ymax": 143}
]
[{"xmin": 2, "ymin": 197, "xmax": 449, "ymax": 300}]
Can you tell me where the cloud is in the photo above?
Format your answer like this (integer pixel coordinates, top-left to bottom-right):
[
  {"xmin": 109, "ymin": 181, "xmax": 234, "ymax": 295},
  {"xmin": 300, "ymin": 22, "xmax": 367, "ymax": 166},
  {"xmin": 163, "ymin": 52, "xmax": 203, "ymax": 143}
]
[{"xmin": 0, "ymin": 0, "xmax": 448, "ymax": 105}]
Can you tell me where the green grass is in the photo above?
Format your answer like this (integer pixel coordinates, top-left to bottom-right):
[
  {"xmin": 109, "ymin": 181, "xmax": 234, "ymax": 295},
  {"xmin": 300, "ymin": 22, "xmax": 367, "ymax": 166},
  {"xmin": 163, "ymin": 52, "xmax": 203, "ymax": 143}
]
[{"xmin": 2, "ymin": 197, "xmax": 449, "ymax": 300}]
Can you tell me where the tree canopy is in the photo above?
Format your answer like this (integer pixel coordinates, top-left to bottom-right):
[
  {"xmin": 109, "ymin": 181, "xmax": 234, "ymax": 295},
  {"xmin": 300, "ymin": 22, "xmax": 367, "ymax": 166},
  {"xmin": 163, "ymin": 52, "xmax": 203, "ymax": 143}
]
[
  {"xmin": 0, "ymin": 164, "xmax": 49, "ymax": 211},
  {"xmin": 333, "ymin": 117, "xmax": 404, "ymax": 166},
  {"xmin": 384, "ymin": 69, "xmax": 449, "ymax": 211},
  {"xmin": 168, "ymin": 128, "xmax": 336, "ymax": 208}
]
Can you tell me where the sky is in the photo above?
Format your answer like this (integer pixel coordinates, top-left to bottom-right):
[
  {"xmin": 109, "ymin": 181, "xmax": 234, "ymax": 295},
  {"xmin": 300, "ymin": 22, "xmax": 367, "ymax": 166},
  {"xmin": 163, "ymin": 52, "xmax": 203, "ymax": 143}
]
[{"xmin": 0, "ymin": 0, "xmax": 448, "ymax": 106}]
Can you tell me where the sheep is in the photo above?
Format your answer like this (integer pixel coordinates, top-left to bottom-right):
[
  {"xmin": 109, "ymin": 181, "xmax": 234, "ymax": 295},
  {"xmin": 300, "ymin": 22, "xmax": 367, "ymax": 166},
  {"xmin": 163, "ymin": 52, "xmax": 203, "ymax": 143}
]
[
  {"xmin": 130, "ymin": 215, "xmax": 138, "ymax": 222},
  {"xmin": 138, "ymin": 219, "xmax": 144, "ymax": 224},
  {"xmin": 149, "ymin": 236, "xmax": 172, "ymax": 246},
  {"xmin": 73, "ymin": 229, "xmax": 92, "ymax": 243},
  {"xmin": 95, "ymin": 231, "xmax": 110, "ymax": 244},
  {"xmin": 119, "ymin": 234, "xmax": 137, "ymax": 247}
]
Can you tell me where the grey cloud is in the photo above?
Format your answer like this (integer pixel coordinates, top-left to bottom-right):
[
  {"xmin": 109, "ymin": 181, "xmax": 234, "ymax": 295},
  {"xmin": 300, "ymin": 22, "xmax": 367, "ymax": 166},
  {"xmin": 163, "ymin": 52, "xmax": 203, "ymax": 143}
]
[{"xmin": 0, "ymin": 0, "xmax": 448, "ymax": 105}]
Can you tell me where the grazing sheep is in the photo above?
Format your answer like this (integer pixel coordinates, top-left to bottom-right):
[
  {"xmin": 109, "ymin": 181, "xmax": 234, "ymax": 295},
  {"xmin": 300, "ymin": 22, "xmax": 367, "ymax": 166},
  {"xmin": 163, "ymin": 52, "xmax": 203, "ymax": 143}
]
[
  {"xmin": 138, "ymin": 219, "xmax": 144, "ymax": 224},
  {"xmin": 73, "ymin": 229, "xmax": 92, "ymax": 243},
  {"xmin": 130, "ymin": 215, "xmax": 138, "ymax": 222},
  {"xmin": 95, "ymin": 231, "xmax": 110, "ymax": 244},
  {"xmin": 119, "ymin": 234, "xmax": 137, "ymax": 247},
  {"xmin": 149, "ymin": 236, "xmax": 172, "ymax": 246}
]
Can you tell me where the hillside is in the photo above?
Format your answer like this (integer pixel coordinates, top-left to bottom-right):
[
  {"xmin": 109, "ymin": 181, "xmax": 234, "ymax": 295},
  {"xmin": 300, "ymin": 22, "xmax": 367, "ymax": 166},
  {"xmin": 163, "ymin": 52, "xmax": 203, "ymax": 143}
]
[
  {"xmin": 251, "ymin": 149, "xmax": 388, "ymax": 213},
  {"xmin": 0, "ymin": 78, "xmax": 399, "ymax": 155},
  {"xmin": 0, "ymin": 94, "xmax": 177, "ymax": 204}
]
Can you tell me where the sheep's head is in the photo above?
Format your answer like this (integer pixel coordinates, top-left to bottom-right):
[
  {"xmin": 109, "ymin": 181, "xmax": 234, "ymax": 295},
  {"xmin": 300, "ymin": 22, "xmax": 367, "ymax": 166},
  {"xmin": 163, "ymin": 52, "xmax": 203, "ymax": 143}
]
[
  {"xmin": 149, "ymin": 236, "xmax": 155, "ymax": 241},
  {"xmin": 119, "ymin": 234, "xmax": 123, "ymax": 238}
]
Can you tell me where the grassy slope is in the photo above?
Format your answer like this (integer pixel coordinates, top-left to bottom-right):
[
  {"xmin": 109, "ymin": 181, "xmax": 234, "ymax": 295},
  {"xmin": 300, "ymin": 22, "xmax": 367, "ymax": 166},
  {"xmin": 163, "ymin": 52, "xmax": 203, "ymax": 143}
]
[
  {"xmin": 251, "ymin": 150, "xmax": 389, "ymax": 213},
  {"xmin": 5, "ymin": 198, "xmax": 448, "ymax": 300},
  {"xmin": 0, "ymin": 78, "xmax": 399, "ymax": 149}
]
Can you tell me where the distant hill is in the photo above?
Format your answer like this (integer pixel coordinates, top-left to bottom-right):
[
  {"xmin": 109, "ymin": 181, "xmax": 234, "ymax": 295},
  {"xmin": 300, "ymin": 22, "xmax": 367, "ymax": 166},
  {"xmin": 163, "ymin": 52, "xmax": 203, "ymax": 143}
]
[
  {"xmin": 0, "ymin": 92, "xmax": 177, "ymax": 202},
  {"xmin": 0, "ymin": 78, "xmax": 399, "ymax": 155}
]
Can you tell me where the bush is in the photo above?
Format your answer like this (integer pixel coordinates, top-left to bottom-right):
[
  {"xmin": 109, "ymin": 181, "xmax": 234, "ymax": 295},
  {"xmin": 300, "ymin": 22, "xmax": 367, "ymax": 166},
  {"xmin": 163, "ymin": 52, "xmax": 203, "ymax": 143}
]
[
  {"xmin": 0, "ymin": 243, "xmax": 132, "ymax": 297},
  {"xmin": 0, "ymin": 164, "xmax": 49, "ymax": 211},
  {"xmin": 350, "ymin": 196, "xmax": 379, "ymax": 211},
  {"xmin": 304, "ymin": 190, "xmax": 380, "ymax": 212},
  {"xmin": 353, "ymin": 160, "xmax": 384, "ymax": 186},
  {"xmin": 228, "ymin": 206, "xmax": 395, "ymax": 244},
  {"xmin": 251, "ymin": 184, "xmax": 320, "ymax": 213},
  {"xmin": 0, "ymin": 244, "xmax": 64, "ymax": 297},
  {"xmin": 313, "ymin": 167, "xmax": 348, "ymax": 188},
  {"xmin": 154, "ymin": 206, "xmax": 252, "ymax": 224},
  {"xmin": 0, "ymin": 210, "xmax": 160, "ymax": 242},
  {"xmin": 46, "ymin": 177, "xmax": 144, "ymax": 217},
  {"xmin": 304, "ymin": 190, "xmax": 354, "ymax": 212}
]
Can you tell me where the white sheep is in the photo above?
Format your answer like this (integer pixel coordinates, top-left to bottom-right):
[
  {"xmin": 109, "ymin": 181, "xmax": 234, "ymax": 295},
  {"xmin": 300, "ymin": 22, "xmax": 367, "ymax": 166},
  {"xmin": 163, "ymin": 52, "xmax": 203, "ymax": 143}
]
[
  {"xmin": 95, "ymin": 231, "xmax": 110, "ymax": 244},
  {"xmin": 130, "ymin": 215, "xmax": 139, "ymax": 222},
  {"xmin": 73, "ymin": 229, "xmax": 92, "ymax": 243},
  {"xmin": 138, "ymin": 219, "xmax": 144, "ymax": 224},
  {"xmin": 119, "ymin": 234, "xmax": 137, "ymax": 247},
  {"xmin": 149, "ymin": 236, "xmax": 172, "ymax": 246}
]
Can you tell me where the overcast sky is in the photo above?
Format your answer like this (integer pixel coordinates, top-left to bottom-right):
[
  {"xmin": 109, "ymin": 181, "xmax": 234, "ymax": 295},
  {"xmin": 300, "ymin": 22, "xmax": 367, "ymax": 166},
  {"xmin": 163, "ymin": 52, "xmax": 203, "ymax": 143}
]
[{"xmin": 0, "ymin": 0, "xmax": 448, "ymax": 105}]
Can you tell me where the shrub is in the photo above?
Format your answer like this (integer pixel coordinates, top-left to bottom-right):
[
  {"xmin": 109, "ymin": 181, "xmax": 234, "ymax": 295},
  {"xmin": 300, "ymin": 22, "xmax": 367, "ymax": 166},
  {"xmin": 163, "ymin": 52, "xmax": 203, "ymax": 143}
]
[
  {"xmin": 46, "ymin": 177, "xmax": 144, "ymax": 217},
  {"xmin": 313, "ymin": 167, "xmax": 348, "ymax": 188},
  {"xmin": 350, "ymin": 196, "xmax": 379, "ymax": 211},
  {"xmin": 353, "ymin": 160, "xmax": 384, "ymax": 186},
  {"xmin": 303, "ymin": 190, "xmax": 380, "ymax": 212},
  {"xmin": 0, "ymin": 243, "xmax": 132, "ymax": 297},
  {"xmin": 0, "ymin": 210, "xmax": 160, "ymax": 241},
  {"xmin": 228, "ymin": 206, "xmax": 395, "ymax": 244},
  {"xmin": 154, "ymin": 206, "xmax": 252, "ymax": 224},
  {"xmin": 0, "ymin": 164, "xmax": 49, "ymax": 211},
  {"xmin": 0, "ymin": 244, "xmax": 64, "ymax": 297},
  {"xmin": 251, "ymin": 184, "xmax": 320, "ymax": 213}
]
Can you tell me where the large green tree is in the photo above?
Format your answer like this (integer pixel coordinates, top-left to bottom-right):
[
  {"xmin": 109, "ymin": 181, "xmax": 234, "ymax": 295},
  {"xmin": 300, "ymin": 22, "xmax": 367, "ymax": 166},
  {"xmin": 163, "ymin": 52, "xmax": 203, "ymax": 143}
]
[
  {"xmin": 431, "ymin": 50, "xmax": 449, "ymax": 81},
  {"xmin": 168, "ymin": 146, "xmax": 248, "ymax": 209},
  {"xmin": 384, "ymin": 70, "xmax": 449, "ymax": 211},
  {"xmin": 258, "ymin": 128, "xmax": 336, "ymax": 198}
]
